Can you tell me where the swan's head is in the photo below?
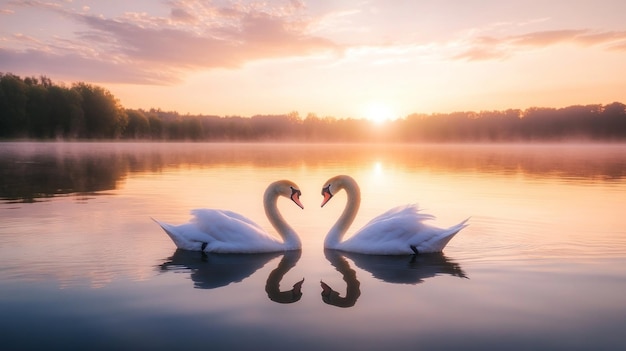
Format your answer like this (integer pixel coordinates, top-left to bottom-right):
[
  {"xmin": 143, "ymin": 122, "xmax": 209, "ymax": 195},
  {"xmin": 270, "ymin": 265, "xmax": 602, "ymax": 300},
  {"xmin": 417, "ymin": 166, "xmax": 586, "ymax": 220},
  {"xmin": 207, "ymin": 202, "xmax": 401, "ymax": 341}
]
[
  {"xmin": 273, "ymin": 180, "xmax": 304, "ymax": 209},
  {"xmin": 320, "ymin": 175, "xmax": 355, "ymax": 207},
  {"xmin": 321, "ymin": 183, "xmax": 334, "ymax": 207}
]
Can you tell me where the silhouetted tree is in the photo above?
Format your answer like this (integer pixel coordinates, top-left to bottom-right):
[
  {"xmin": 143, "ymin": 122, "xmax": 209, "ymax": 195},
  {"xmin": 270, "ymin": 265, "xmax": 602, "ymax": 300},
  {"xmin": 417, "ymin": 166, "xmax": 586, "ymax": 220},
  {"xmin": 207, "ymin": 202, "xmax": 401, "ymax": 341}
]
[
  {"xmin": 72, "ymin": 82, "xmax": 127, "ymax": 138},
  {"xmin": 147, "ymin": 113, "xmax": 163, "ymax": 139},
  {"xmin": 26, "ymin": 83, "xmax": 50, "ymax": 138},
  {"xmin": 1, "ymin": 72, "xmax": 626, "ymax": 142},
  {"xmin": 0, "ymin": 73, "xmax": 29, "ymax": 137},
  {"xmin": 598, "ymin": 102, "xmax": 626, "ymax": 139},
  {"xmin": 124, "ymin": 109, "xmax": 151, "ymax": 139},
  {"xmin": 182, "ymin": 116, "xmax": 204, "ymax": 140},
  {"xmin": 46, "ymin": 86, "xmax": 84, "ymax": 139}
]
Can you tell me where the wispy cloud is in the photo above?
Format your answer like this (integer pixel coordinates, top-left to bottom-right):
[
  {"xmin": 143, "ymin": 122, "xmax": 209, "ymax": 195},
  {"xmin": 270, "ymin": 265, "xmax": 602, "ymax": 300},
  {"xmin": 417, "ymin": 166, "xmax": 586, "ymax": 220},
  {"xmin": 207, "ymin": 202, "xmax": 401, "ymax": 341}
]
[
  {"xmin": 3, "ymin": 1, "xmax": 626, "ymax": 87},
  {"xmin": 1, "ymin": 0, "xmax": 339, "ymax": 84},
  {"xmin": 455, "ymin": 29, "xmax": 626, "ymax": 61}
]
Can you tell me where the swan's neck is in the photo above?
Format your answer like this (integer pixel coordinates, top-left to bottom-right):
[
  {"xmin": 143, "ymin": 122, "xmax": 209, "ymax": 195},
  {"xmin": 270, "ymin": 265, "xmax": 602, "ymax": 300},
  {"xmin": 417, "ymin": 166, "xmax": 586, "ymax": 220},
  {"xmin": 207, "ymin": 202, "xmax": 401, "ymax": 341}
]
[
  {"xmin": 325, "ymin": 178, "xmax": 360, "ymax": 247},
  {"xmin": 264, "ymin": 188, "xmax": 301, "ymax": 250}
]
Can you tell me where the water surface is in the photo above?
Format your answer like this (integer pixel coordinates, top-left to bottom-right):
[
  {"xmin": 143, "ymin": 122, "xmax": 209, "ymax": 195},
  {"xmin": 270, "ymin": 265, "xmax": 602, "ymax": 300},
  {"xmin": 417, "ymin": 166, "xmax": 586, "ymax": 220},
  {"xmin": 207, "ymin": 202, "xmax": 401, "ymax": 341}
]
[{"xmin": 1, "ymin": 142, "xmax": 625, "ymax": 350}]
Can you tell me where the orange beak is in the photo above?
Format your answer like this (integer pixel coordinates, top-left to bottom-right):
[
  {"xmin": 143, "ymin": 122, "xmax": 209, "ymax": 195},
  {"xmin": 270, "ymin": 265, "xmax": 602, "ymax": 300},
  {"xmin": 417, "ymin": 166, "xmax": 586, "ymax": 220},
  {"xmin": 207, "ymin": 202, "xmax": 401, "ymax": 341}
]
[
  {"xmin": 321, "ymin": 191, "xmax": 333, "ymax": 207},
  {"xmin": 291, "ymin": 193, "xmax": 304, "ymax": 209}
]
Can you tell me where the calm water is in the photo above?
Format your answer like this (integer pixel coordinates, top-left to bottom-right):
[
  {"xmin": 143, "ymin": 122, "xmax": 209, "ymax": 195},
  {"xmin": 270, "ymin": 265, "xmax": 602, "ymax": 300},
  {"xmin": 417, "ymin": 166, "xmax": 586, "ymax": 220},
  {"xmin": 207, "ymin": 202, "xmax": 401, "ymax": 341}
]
[{"xmin": 1, "ymin": 142, "xmax": 626, "ymax": 350}]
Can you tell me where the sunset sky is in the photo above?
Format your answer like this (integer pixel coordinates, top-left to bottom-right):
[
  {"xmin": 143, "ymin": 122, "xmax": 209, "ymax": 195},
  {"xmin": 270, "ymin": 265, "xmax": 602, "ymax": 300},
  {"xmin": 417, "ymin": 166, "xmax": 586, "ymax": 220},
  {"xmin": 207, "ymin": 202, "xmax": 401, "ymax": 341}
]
[{"xmin": 2, "ymin": 0, "xmax": 626, "ymax": 122}]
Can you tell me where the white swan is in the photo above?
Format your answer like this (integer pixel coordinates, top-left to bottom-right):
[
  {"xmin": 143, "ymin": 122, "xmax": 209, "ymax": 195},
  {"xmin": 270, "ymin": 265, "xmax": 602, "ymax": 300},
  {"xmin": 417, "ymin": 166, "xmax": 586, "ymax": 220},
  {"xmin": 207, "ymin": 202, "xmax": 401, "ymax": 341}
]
[
  {"xmin": 153, "ymin": 180, "xmax": 304, "ymax": 253},
  {"xmin": 321, "ymin": 175, "xmax": 468, "ymax": 255}
]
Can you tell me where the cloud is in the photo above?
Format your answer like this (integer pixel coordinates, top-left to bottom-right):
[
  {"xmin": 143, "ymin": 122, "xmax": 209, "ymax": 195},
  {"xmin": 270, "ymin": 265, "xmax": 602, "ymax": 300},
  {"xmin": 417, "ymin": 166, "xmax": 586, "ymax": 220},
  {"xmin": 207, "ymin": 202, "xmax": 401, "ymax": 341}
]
[
  {"xmin": 607, "ymin": 41, "xmax": 626, "ymax": 51},
  {"xmin": 0, "ymin": 48, "xmax": 179, "ymax": 84},
  {"xmin": 452, "ymin": 46, "xmax": 510, "ymax": 61},
  {"xmin": 1, "ymin": 0, "xmax": 339, "ymax": 84},
  {"xmin": 512, "ymin": 29, "xmax": 588, "ymax": 46},
  {"xmin": 170, "ymin": 7, "xmax": 197, "ymax": 23},
  {"xmin": 575, "ymin": 31, "xmax": 626, "ymax": 48},
  {"xmin": 454, "ymin": 29, "xmax": 626, "ymax": 61}
]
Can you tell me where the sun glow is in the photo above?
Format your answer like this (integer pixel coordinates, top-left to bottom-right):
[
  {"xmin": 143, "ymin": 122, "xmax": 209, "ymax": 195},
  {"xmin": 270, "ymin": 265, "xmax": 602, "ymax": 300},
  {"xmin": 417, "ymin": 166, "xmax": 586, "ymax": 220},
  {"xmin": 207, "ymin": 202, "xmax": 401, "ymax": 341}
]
[{"xmin": 362, "ymin": 102, "xmax": 397, "ymax": 124}]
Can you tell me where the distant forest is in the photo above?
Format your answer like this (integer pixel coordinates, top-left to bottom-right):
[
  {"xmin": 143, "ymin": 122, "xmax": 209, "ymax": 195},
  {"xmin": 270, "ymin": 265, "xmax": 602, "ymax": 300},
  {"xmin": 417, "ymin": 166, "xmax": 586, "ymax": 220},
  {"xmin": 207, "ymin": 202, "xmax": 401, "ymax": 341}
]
[{"xmin": 1, "ymin": 72, "xmax": 625, "ymax": 142}]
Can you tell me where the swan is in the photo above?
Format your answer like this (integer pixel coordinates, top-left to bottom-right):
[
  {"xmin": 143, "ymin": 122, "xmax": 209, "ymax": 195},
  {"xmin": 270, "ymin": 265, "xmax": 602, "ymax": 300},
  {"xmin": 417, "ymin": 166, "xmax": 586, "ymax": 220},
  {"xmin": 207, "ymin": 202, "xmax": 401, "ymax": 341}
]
[
  {"xmin": 153, "ymin": 180, "xmax": 304, "ymax": 253},
  {"xmin": 320, "ymin": 175, "xmax": 468, "ymax": 255}
]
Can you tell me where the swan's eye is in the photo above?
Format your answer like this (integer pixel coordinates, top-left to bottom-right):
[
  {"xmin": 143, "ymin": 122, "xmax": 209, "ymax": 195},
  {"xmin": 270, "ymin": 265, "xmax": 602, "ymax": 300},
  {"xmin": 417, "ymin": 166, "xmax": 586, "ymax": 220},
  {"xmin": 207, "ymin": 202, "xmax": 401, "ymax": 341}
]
[
  {"xmin": 290, "ymin": 186, "xmax": 301, "ymax": 197},
  {"xmin": 322, "ymin": 184, "xmax": 332, "ymax": 196}
]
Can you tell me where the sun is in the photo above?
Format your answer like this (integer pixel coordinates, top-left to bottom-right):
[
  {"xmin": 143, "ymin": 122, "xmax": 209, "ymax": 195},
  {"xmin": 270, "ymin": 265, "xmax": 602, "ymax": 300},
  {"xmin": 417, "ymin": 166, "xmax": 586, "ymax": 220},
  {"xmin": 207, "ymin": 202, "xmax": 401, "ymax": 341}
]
[{"xmin": 363, "ymin": 102, "xmax": 396, "ymax": 124}]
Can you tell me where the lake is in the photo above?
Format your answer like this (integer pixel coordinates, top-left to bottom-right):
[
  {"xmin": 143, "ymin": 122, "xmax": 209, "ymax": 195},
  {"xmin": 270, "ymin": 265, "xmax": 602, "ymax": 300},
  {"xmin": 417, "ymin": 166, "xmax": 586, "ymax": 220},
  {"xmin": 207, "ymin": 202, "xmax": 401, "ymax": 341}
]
[{"xmin": 1, "ymin": 142, "xmax": 625, "ymax": 350}]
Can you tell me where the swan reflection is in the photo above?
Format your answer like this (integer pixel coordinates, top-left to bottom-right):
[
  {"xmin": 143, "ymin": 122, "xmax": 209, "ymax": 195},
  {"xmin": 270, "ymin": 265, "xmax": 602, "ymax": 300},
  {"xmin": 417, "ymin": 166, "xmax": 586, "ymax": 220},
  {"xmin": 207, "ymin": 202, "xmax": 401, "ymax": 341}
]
[
  {"xmin": 321, "ymin": 249, "xmax": 361, "ymax": 308},
  {"xmin": 265, "ymin": 250, "xmax": 304, "ymax": 303},
  {"xmin": 321, "ymin": 249, "xmax": 467, "ymax": 308},
  {"xmin": 343, "ymin": 251, "xmax": 467, "ymax": 284},
  {"xmin": 159, "ymin": 250, "xmax": 304, "ymax": 303}
]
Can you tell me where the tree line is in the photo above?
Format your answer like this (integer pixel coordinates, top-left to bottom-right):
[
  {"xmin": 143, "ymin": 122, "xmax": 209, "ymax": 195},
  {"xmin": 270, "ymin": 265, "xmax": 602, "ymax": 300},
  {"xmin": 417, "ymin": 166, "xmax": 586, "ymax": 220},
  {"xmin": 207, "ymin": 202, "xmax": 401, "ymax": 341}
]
[{"xmin": 1, "ymin": 72, "xmax": 625, "ymax": 142}]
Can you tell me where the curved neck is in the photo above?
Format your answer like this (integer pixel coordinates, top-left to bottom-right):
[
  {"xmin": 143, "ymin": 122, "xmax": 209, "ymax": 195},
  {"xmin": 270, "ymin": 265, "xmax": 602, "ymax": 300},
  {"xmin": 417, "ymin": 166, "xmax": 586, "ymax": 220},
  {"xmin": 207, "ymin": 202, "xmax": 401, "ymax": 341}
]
[
  {"xmin": 264, "ymin": 186, "xmax": 301, "ymax": 250},
  {"xmin": 325, "ymin": 177, "xmax": 360, "ymax": 247}
]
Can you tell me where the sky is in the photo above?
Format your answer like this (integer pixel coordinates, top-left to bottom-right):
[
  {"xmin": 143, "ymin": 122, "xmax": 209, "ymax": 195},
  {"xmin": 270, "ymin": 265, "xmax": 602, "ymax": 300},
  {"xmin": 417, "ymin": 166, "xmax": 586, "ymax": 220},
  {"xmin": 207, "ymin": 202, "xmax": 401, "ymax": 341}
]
[{"xmin": 2, "ymin": 0, "xmax": 626, "ymax": 122}]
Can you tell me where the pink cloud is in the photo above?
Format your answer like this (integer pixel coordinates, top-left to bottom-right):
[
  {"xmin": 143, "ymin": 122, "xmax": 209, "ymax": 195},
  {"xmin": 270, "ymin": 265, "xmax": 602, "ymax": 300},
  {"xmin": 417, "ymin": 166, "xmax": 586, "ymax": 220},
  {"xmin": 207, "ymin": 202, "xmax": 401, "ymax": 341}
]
[
  {"xmin": 1, "ymin": 1, "xmax": 339, "ymax": 84},
  {"xmin": 576, "ymin": 31, "xmax": 626, "ymax": 48},
  {"xmin": 455, "ymin": 29, "xmax": 626, "ymax": 61},
  {"xmin": 0, "ymin": 48, "xmax": 177, "ymax": 84},
  {"xmin": 511, "ymin": 29, "xmax": 587, "ymax": 46},
  {"xmin": 170, "ymin": 7, "xmax": 197, "ymax": 23}
]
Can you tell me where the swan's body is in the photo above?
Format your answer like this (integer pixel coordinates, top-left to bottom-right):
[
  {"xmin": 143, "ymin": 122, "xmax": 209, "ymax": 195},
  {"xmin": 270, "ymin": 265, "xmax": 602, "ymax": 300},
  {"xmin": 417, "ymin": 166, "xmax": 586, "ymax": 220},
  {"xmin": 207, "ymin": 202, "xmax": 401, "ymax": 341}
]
[
  {"xmin": 153, "ymin": 180, "xmax": 303, "ymax": 253},
  {"xmin": 321, "ymin": 175, "xmax": 468, "ymax": 255}
]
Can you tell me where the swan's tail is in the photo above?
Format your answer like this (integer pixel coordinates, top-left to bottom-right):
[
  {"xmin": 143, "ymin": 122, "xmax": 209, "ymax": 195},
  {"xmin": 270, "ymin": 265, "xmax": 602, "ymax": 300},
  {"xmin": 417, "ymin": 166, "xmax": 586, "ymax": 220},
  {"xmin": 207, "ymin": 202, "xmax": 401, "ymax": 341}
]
[
  {"xmin": 151, "ymin": 217, "xmax": 174, "ymax": 237},
  {"xmin": 418, "ymin": 217, "xmax": 470, "ymax": 253},
  {"xmin": 151, "ymin": 217, "xmax": 208, "ymax": 251},
  {"xmin": 151, "ymin": 217, "xmax": 186, "ymax": 248},
  {"xmin": 151, "ymin": 217, "xmax": 170, "ymax": 233},
  {"xmin": 451, "ymin": 217, "xmax": 470, "ymax": 233},
  {"xmin": 443, "ymin": 217, "xmax": 470, "ymax": 240}
]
